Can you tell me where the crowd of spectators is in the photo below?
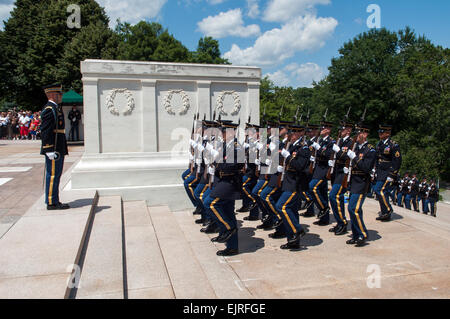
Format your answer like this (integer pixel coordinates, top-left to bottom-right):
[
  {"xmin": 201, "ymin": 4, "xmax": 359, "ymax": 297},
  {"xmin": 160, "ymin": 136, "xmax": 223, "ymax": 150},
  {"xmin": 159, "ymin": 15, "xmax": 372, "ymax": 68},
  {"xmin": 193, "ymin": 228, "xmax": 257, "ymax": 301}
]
[{"xmin": 0, "ymin": 110, "xmax": 42, "ymax": 140}]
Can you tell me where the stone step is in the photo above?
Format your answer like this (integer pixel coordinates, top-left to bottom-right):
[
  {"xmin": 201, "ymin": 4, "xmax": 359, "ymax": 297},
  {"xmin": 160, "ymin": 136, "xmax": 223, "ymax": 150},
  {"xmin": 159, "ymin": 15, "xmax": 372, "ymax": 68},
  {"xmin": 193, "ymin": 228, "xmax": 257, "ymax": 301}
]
[
  {"xmin": 76, "ymin": 196, "xmax": 124, "ymax": 299},
  {"xmin": 123, "ymin": 201, "xmax": 174, "ymax": 299},
  {"xmin": 172, "ymin": 210, "xmax": 253, "ymax": 299},
  {"xmin": 147, "ymin": 206, "xmax": 217, "ymax": 299},
  {"xmin": 0, "ymin": 189, "xmax": 97, "ymax": 299}
]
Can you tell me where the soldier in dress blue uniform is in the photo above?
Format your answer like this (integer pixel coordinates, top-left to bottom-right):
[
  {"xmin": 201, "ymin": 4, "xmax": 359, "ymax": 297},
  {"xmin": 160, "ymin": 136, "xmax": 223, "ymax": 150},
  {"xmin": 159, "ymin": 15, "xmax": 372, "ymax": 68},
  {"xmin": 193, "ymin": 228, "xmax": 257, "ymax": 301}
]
[
  {"xmin": 345, "ymin": 123, "xmax": 377, "ymax": 247},
  {"xmin": 184, "ymin": 124, "xmax": 202, "ymax": 215},
  {"xmin": 328, "ymin": 120, "xmax": 354, "ymax": 236},
  {"xmin": 405, "ymin": 173, "xmax": 420, "ymax": 212},
  {"xmin": 240, "ymin": 123, "xmax": 259, "ymax": 220},
  {"xmin": 300, "ymin": 124, "xmax": 319, "ymax": 218},
  {"xmin": 397, "ymin": 172, "xmax": 410, "ymax": 207},
  {"xmin": 374, "ymin": 125, "xmax": 402, "ymax": 221},
  {"xmin": 204, "ymin": 121, "xmax": 244, "ymax": 256},
  {"xmin": 418, "ymin": 177, "xmax": 429, "ymax": 214},
  {"xmin": 427, "ymin": 180, "xmax": 439, "ymax": 217},
  {"xmin": 275, "ymin": 125, "xmax": 310, "ymax": 249},
  {"xmin": 40, "ymin": 84, "xmax": 70, "ymax": 210},
  {"xmin": 309, "ymin": 121, "xmax": 335, "ymax": 226}
]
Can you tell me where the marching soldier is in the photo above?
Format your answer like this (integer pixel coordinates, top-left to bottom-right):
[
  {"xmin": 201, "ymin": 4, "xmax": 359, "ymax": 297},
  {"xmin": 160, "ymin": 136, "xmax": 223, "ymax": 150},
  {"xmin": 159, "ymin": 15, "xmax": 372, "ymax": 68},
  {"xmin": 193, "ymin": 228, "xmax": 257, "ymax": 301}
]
[
  {"xmin": 328, "ymin": 120, "xmax": 354, "ymax": 235},
  {"xmin": 309, "ymin": 120, "xmax": 335, "ymax": 226},
  {"xmin": 374, "ymin": 125, "xmax": 402, "ymax": 221},
  {"xmin": 345, "ymin": 123, "xmax": 377, "ymax": 247},
  {"xmin": 300, "ymin": 123, "xmax": 319, "ymax": 217},
  {"xmin": 240, "ymin": 123, "xmax": 259, "ymax": 220},
  {"xmin": 428, "ymin": 180, "xmax": 439, "ymax": 217},
  {"xmin": 41, "ymin": 84, "xmax": 70, "ymax": 210},
  {"xmin": 398, "ymin": 172, "xmax": 410, "ymax": 207},
  {"xmin": 405, "ymin": 173, "xmax": 420, "ymax": 212},
  {"xmin": 275, "ymin": 125, "xmax": 310, "ymax": 249},
  {"xmin": 418, "ymin": 177, "xmax": 429, "ymax": 214},
  {"xmin": 204, "ymin": 122, "xmax": 244, "ymax": 256}
]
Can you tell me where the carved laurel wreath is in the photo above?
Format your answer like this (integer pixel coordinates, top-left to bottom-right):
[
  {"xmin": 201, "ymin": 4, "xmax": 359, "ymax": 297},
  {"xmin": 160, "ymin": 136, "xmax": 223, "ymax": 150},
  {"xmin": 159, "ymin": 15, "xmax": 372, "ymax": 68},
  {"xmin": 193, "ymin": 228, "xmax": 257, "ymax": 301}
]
[
  {"xmin": 216, "ymin": 90, "xmax": 241, "ymax": 116},
  {"xmin": 163, "ymin": 89, "xmax": 191, "ymax": 116},
  {"xmin": 106, "ymin": 88, "xmax": 135, "ymax": 116}
]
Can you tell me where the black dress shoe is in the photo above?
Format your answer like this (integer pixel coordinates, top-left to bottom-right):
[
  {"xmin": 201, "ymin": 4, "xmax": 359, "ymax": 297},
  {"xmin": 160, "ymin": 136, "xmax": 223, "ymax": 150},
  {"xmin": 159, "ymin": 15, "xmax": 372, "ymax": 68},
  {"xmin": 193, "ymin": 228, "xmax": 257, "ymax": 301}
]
[
  {"xmin": 192, "ymin": 207, "xmax": 202, "ymax": 215},
  {"xmin": 376, "ymin": 213, "xmax": 391, "ymax": 221},
  {"xmin": 334, "ymin": 225, "xmax": 348, "ymax": 236},
  {"xmin": 355, "ymin": 237, "xmax": 367, "ymax": 247},
  {"xmin": 317, "ymin": 207, "xmax": 330, "ymax": 219},
  {"xmin": 201, "ymin": 224, "xmax": 219, "ymax": 234},
  {"xmin": 256, "ymin": 220, "xmax": 274, "ymax": 230},
  {"xmin": 280, "ymin": 241, "xmax": 300, "ymax": 250},
  {"xmin": 288, "ymin": 229, "xmax": 306, "ymax": 244},
  {"xmin": 243, "ymin": 215, "xmax": 260, "ymax": 221},
  {"xmin": 216, "ymin": 228, "xmax": 237, "ymax": 243},
  {"xmin": 273, "ymin": 219, "xmax": 283, "ymax": 228},
  {"xmin": 47, "ymin": 202, "xmax": 70, "ymax": 210},
  {"xmin": 211, "ymin": 235, "xmax": 221, "ymax": 242},
  {"xmin": 195, "ymin": 218, "xmax": 205, "ymax": 224},
  {"xmin": 301, "ymin": 212, "xmax": 315, "ymax": 218},
  {"xmin": 217, "ymin": 248, "xmax": 239, "ymax": 256},
  {"xmin": 248, "ymin": 201, "xmax": 258, "ymax": 211},
  {"xmin": 236, "ymin": 206, "xmax": 250, "ymax": 213},
  {"xmin": 304, "ymin": 201, "xmax": 313, "ymax": 211},
  {"xmin": 313, "ymin": 220, "xmax": 329, "ymax": 226},
  {"xmin": 346, "ymin": 239, "xmax": 357, "ymax": 245},
  {"xmin": 414, "ymin": 209, "xmax": 420, "ymax": 213},
  {"xmin": 269, "ymin": 231, "xmax": 286, "ymax": 239},
  {"xmin": 329, "ymin": 225, "xmax": 338, "ymax": 233}
]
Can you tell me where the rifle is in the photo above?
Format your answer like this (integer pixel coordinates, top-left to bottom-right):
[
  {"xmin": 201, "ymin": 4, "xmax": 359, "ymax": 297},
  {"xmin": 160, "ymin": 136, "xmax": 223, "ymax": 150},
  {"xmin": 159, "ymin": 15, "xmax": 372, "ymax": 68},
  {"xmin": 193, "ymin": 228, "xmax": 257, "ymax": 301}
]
[
  {"xmin": 309, "ymin": 108, "xmax": 328, "ymax": 174},
  {"xmin": 326, "ymin": 106, "xmax": 352, "ymax": 180},
  {"xmin": 342, "ymin": 107, "xmax": 367, "ymax": 189},
  {"xmin": 189, "ymin": 113, "xmax": 198, "ymax": 170}
]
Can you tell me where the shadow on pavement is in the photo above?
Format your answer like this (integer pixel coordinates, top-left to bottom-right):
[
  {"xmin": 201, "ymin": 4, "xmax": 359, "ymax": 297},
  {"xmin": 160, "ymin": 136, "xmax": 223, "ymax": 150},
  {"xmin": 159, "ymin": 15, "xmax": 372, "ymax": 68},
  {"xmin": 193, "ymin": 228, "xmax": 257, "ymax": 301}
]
[
  {"xmin": 238, "ymin": 226, "xmax": 265, "ymax": 254},
  {"xmin": 68, "ymin": 198, "xmax": 95, "ymax": 209},
  {"xmin": 367, "ymin": 229, "xmax": 382, "ymax": 242}
]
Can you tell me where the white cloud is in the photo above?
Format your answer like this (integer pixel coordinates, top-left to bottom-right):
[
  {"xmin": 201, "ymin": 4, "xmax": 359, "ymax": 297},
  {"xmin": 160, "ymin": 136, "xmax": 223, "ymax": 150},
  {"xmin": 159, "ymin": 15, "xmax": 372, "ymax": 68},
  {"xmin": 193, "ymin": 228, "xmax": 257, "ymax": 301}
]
[
  {"xmin": 266, "ymin": 62, "xmax": 325, "ymax": 88},
  {"xmin": 224, "ymin": 14, "xmax": 337, "ymax": 66},
  {"xmin": 266, "ymin": 70, "xmax": 290, "ymax": 87},
  {"xmin": 97, "ymin": 0, "xmax": 167, "ymax": 26},
  {"xmin": 247, "ymin": 0, "xmax": 260, "ymax": 19},
  {"xmin": 0, "ymin": 2, "xmax": 14, "ymax": 29},
  {"xmin": 197, "ymin": 8, "xmax": 261, "ymax": 39},
  {"xmin": 263, "ymin": 0, "xmax": 330, "ymax": 22}
]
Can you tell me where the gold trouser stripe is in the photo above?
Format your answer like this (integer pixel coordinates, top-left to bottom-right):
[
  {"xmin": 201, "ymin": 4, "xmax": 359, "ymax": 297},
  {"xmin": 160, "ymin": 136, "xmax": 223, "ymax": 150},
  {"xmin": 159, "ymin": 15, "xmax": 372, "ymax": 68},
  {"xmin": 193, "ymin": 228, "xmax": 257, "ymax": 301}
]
[
  {"xmin": 282, "ymin": 192, "xmax": 298, "ymax": 234},
  {"xmin": 303, "ymin": 191, "xmax": 310, "ymax": 202},
  {"xmin": 199, "ymin": 184, "xmax": 208, "ymax": 202},
  {"xmin": 336, "ymin": 185, "xmax": 346, "ymax": 224},
  {"xmin": 265, "ymin": 188, "xmax": 281, "ymax": 219},
  {"xmin": 210, "ymin": 198, "xmax": 231, "ymax": 230},
  {"xmin": 184, "ymin": 171, "xmax": 192, "ymax": 180},
  {"xmin": 380, "ymin": 180, "xmax": 390, "ymax": 209},
  {"xmin": 258, "ymin": 181, "xmax": 268, "ymax": 196},
  {"xmin": 242, "ymin": 177, "xmax": 256, "ymax": 203},
  {"xmin": 354, "ymin": 194, "xmax": 367, "ymax": 238},
  {"xmin": 188, "ymin": 177, "xmax": 198, "ymax": 198},
  {"xmin": 48, "ymin": 160, "xmax": 56, "ymax": 205},
  {"xmin": 313, "ymin": 180, "xmax": 325, "ymax": 209}
]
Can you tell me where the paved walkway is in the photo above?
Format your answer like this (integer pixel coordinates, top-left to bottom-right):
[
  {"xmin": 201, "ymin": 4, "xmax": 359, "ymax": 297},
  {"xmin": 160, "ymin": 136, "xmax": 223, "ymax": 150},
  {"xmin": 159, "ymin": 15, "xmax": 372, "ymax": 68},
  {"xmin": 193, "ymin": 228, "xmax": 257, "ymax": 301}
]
[{"xmin": 0, "ymin": 140, "xmax": 83, "ymax": 238}]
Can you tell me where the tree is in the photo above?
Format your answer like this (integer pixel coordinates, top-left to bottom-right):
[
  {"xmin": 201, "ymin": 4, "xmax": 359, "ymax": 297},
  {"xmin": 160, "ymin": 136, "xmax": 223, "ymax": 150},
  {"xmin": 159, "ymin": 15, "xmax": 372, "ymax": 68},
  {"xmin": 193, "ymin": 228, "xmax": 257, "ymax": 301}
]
[
  {"xmin": 191, "ymin": 37, "xmax": 229, "ymax": 64},
  {"xmin": 1, "ymin": 0, "xmax": 110, "ymax": 109}
]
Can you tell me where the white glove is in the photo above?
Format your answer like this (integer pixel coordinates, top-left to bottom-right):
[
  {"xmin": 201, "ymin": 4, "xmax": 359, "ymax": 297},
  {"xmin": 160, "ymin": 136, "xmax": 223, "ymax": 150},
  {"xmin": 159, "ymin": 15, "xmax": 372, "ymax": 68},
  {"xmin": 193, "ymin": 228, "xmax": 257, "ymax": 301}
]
[
  {"xmin": 343, "ymin": 167, "xmax": 350, "ymax": 174},
  {"xmin": 347, "ymin": 150, "xmax": 356, "ymax": 160},
  {"xmin": 265, "ymin": 159, "xmax": 272, "ymax": 166},
  {"xmin": 277, "ymin": 166, "xmax": 284, "ymax": 173},
  {"xmin": 408, "ymin": 186, "xmax": 411, "ymax": 190},
  {"xmin": 204, "ymin": 158, "xmax": 211, "ymax": 165},
  {"xmin": 195, "ymin": 158, "xmax": 202, "ymax": 165},
  {"xmin": 281, "ymin": 149, "xmax": 291, "ymax": 158},
  {"xmin": 189, "ymin": 153, "xmax": 194, "ymax": 161},
  {"xmin": 332, "ymin": 144, "xmax": 340, "ymax": 153},
  {"xmin": 46, "ymin": 152, "xmax": 57, "ymax": 160},
  {"xmin": 312, "ymin": 142, "xmax": 321, "ymax": 151},
  {"xmin": 211, "ymin": 150, "xmax": 220, "ymax": 161},
  {"xmin": 256, "ymin": 142, "xmax": 264, "ymax": 151},
  {"xmin": 205, "ymin": 143, "xmax": 214, "ymax": 152},
  {"xmin": 244, "ymin": 143, "xmax": 250, "ymax": 149},
  {"xmin": 310, "ymin": 156, "xmax": 316, "ymax": 162},
  {"xmin": 328, "ymin": 160, "xmax": 335, "ymax": 167},
  {"xmin": 196, "ymin": 144, "xmax": 205, "ymax": 153},
  {"xmin": 387, "ymin": 177, "xmax": 394, "ymax": 183},
  {"xmin": 189, "ymin": 139, "xmax": 197, "ymax": 148},
  {"xmin": 269, "ymin": 142, "xmax": 277, "ymax": 152},
  {"xmin": 208, "ymin": 167, "xmax": 215, "ymax": 175},
  {"xmin": 255, "ymin": 159, "xmax": 261, "ymax": 166}
]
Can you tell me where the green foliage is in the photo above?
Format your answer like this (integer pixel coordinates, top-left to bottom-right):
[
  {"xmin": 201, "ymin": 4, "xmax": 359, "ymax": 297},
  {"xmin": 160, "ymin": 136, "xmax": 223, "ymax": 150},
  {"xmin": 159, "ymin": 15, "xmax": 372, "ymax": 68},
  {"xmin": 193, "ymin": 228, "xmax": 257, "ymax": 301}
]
[
  {"xmin": 261, "ymin": 27, "xmax": 449, "ymax": 181},
  {"xmin": 190, "ymin": 37, "xmax": 230, "ymax": 64}
]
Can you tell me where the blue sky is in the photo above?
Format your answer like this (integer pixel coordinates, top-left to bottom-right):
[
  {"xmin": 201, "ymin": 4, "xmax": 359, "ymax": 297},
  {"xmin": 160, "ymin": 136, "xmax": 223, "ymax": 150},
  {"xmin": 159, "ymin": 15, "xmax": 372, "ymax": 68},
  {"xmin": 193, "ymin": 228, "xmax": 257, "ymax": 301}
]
[{"xmin": 1, "ymin": 0, "xmax": 449, "ymax": 88}]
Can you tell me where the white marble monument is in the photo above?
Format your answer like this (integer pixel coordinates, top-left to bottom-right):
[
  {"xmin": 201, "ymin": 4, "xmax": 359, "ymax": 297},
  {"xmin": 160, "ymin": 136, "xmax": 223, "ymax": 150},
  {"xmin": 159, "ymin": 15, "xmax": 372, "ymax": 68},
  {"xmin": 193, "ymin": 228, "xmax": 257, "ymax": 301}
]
[{"xmin": 71, "ymin": 59, "xmax": 261, "ymax": 210}]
